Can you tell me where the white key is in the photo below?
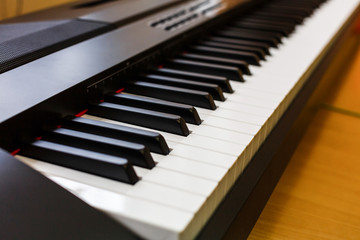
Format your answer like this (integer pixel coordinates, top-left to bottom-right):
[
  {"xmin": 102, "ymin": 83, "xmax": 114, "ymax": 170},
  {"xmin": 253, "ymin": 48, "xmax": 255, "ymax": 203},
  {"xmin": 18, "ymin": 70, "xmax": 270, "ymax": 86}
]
[
  {"xmin": 156, "ymin": 155, "xmax": 228, "ymax": 181},
  {"xmin": 199, "ymin": 114, "xmax": 261, "ymax": 135},
  {"xmin": 215, "ymin": 100, "xmax": 274, "ymax": 117},
  {"xmin": 126, "ymin": 181, "xmax": 206, "ymax": 212},
  {"xmin": 47, "ymin": 176, "xmax": 194, "ymax": 240},
  {"xmin": 189, "ymin": 124, "xmax": 254, "ymax": 146},
  {"xmin": 196, "ymin": 107, "xmax": 267, "ymax": 126}
]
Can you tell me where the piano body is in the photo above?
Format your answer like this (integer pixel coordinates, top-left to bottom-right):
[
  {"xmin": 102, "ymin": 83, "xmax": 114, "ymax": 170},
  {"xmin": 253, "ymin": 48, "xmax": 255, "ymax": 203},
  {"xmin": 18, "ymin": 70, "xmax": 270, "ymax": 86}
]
[{"xmin": 1, "ymin": 0, "xmax": 359, "ymax": 239}]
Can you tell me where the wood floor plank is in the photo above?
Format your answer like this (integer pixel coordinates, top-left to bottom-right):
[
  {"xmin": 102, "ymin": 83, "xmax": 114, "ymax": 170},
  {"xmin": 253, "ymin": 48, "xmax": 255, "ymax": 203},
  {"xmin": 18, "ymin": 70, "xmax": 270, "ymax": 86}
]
[{"xmin": 248, "ymin": 109, "xmax": 360, "ymax": 240}]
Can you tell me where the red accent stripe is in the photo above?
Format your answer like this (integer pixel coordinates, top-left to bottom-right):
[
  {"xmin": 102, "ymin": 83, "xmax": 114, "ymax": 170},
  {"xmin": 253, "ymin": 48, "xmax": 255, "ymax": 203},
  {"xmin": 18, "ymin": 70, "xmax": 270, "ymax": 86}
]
[
  {"xmin": 35, "ymin": 136, "xmax": 42, "ymax": 140},
  {"xmin": 100, "ymin": 99, "xmax": 104, "ymax": 103},
  {"xmin": 158, "ymin": 65, "xmax": 164, "ymax": 69},
  {"xmin": 74, "ymin": 109, "xmax": 88, "ymax": 117},
  {"xmin": 10, "ymin": 149, "xmax": 21, "ymax": 156},
  {"xmin": 115, "ymin": 88, "xmax": 125, "ymax": 94},
  {"xmin": 355, "ymin": 16, "xmax": 360, "ymax": 34},
  {"xmin": 56, "ymin": 125, "xmax": 62, "ymax": 129}
]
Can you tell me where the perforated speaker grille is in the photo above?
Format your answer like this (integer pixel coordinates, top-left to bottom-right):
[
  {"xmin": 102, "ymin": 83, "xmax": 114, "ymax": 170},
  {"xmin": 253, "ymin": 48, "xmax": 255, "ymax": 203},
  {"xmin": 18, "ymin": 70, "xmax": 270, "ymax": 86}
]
[{"xmin": 0, "ymin": 20, "xmax": 113, "ymax": 73}]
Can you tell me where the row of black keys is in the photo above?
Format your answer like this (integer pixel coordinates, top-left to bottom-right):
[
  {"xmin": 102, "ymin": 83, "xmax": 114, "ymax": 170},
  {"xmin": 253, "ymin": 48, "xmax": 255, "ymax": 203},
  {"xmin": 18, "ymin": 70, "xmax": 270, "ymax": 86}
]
[{"xmin": 18, "ymin": 0, "xmax": 327, "ymax": 184}]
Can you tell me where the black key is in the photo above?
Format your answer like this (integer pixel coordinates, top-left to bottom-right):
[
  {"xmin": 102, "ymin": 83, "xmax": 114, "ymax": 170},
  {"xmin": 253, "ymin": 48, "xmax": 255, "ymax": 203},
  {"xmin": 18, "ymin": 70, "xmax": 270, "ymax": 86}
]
[
  {"xmin": 42, "ymin": 127, "xmax": 155, "ymax": 169},
  {"xmin": 216, "ymin": 30, "xmax": 279, "ymax": 47},
  {"xmin": 207, "ymin": 36, "xmax": 271, "ymax": 55},
  {"xmin": 139, "ymin": 74, "xmax": 225, "ymax": 101},
  {"xmin": 124, "ymin": 81, "xmax": 216, "ymax": 110},
  {"xmin": 20, "ymin": 140, "xmax": 139, "ymax": 184},
  {"xmin": 63, "ymin": 117, "xmax": 170, "ymax": 155},
  {"xmin": 179, "ymin": 52, "xmax": 251, "ymax": 75},
  {"xmin": 247, "ymin": 13, "xmax": 300, "ymax": 25},
  {"xmin": 166, "ymin": 58, "xmax": 245, "ymax": 81},
  {"xmin": 230, "ymin": 21, "xmax": 290, "ymax": 36},
  {"xmin": 251, "ymin": 11, "xmax": 303, "ymax": 24},
  {"xmin": 154, "ymin": 68, "xmax": 233, "ymax": 93},
  {"xmin": 224, "ymin": 27, "xmax": 283, "ymax": 43},
  {"xmin": 188, "ymin": 45, "xmax": 260, "ymax": 66},
  {"xmin": 88, "ymin": 101, "xmax": 190, "ymax": 136},
  {"xmin": 239, "ymin": 18, "xmax": 295, "ymax": 31},
  {"xmin": 106, "ymin": 92, "xmax": 202, "ymax": 124},
  {"xmin": 261, "ymin": 6, "xmax": 312, "ymax": 17},
  {"xmin": 199, "ymin": 40, "xmax": 266, "ymax": 59}
]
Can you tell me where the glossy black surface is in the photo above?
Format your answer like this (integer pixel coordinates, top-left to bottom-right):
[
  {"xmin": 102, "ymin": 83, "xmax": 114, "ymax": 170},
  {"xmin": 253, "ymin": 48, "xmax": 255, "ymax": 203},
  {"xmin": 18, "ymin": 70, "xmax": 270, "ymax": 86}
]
[
  {"xmin": 42, "ymin": 127, "xmax": 155, "ymax": 169},
  {"xmin": 20, "ymin": 140, "xmax": 139, "ymax": 184},
  {"xmin": 124, "ymin": 81, "xmax": 217, "ymax": 110},
  {"xmin": 63, "ymin": 116, "xmax": 170, "ymax": 155},
  {"xmin": 166, "ymin": 58, "xmax": 245, "ymax": 81},
  {"xmin": 89, "ymin": 102, "xmax": 190, "ymax": 136},
  {"xmin": 106, "ymin": 92, "xmax": 202, "ymax": 124},
  {"xmin": 139, "ymin": 74, "xmax": 225, "ymax": 101},
  {"xmin": 0, "ymin": 148, "xmax": 140, "ymax": 240},
  {"xmin": 155, "ymin": 68, "xmax": 234, "ymax": 93}
]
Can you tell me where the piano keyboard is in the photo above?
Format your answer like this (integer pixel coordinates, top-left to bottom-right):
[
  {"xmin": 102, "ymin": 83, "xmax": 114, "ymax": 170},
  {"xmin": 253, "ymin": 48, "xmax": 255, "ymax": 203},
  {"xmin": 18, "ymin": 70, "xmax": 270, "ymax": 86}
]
[{"xmin": 1, "ymin": 0, "xmax": 359, "ymax": 239}]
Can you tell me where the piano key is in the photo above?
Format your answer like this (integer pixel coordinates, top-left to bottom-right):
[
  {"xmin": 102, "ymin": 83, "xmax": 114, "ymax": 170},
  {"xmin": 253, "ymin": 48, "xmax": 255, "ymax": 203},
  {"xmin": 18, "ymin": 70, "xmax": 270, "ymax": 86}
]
[
  {"xmin": 250, "ymin": 11, "xmax": 304, "ymax": 24},
  {"xmin": 166, "ymin": 143, "xmax": 239, "ymax": 169},
  {"xmin": 62, "ymin": 116, "xmax": 170, "ymax": 155},
  {"xmin": 154, "ymin": 154, "xmax": 229, "ymax": 181},
  {"xmin": 230, "ymin": 21, "xmax": 291, "ymax": 36},
  {"xmin": 19, "ymin": 140, "xmax": 139, "ymax": 184},
  {"xmin": 16, "ymin": 153, "xmax": 218, "ymax": 198},
  {"xmin": 105, "ymin": 92, "xmax": 202, "ymax": 124},
  {"xmin": 82, "ymin": 114, "xmax": 238, "ymax": 169},
  {"xmin": 31, "ymin": 159, "xmax": 208, "ymax": 214},
  {"xmin": 223, "ymin": 92, "xmax": 281, "ymax": 109},
  {"xmin": 214, "ymin": 99, "xmax": 275, "ymax": 117},
  {"xmin": 42, "ymin": 127, "xmax": 155, "ymax": 169},
  {"xmin": 224, "ymin": 27, "xmax": 284, "ymax": 43},
  {"xmin": 48, "ymin": 171, "xmax": 239, "ymax": 240},
  {"xmin": 154, "ymin": 68, "xmax": 233, "ymax": 93},
  {"xmin": 188, "ymin": 124, "xmax": 254, "ymax": 146},
  {"xmin": 142, "ymin": 167, "xmax": 217, "ymax": 196},
  {"xmin": 188, "ymin": 45, "xmax": 260, "ymax": 66},
  {"xmin": 260, "ymin": 6, "xmax": 312, "ymax": 17},
  {"xmin": 216, "ymin": 30, "xmax": 279, "ymax": 47},
  {"xmin": 206, "ymin": 36, "xmax": 271, "ymax": 55},
  {"xmin": 16, "ymin": 155, "xmax": 134, "ymax": 194},
  {"xmin": 198, "ymin": 40, "xmax": 266, "ymax": 59},
  {"xmin": 138, "ymin": 74, "xmax": 225, "ymax": 101},
  {"xmin": 124, "ymin": 80, "xmax": 216, "ymax": 110},
  {"xmin": 228, "ymin": 81, "xmax": 284, "ymax": 102},
  {"xmin": 88, "ymin": 102, "xmax": 190, "ymax": 136},
  {"xmin": 238, "ymin": 18, "xmax": 296, "ymax": 31},
  {"xmin": 199, "ymin": 114, "xmax": 261, "ymax": 136},
  {"xmin": 49, "ymin": 177, "xmax": 195, "ymax": 239},
  {"xmin": 179, "ymin": 52, "xmax": 251, "ymax": 75},
  {"xmin": 165, "ymin": 58, "xmax": 245, "ymax": 81},
  {"xmin": 126, "ymin": 181, "xmax": 206, "ymax": 212},
  {"xmin": 196, "ymin": 107, "xmax": 267, "ymax": 126}
]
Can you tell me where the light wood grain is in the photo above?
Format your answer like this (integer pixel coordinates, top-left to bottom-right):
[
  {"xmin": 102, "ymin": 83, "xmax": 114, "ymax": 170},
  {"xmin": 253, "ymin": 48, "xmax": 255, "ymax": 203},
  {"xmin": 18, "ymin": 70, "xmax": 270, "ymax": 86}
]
[
  {"xmin": 248, "ymin": 109, "xmax": 360, "ymax": 240},
  {"xmin": 0, "ymin": 0, "xmax": 76, "ymax": 20},
  {"xmin": 325, "ymin": 40, "xmax": 360, "ymax": 113}
]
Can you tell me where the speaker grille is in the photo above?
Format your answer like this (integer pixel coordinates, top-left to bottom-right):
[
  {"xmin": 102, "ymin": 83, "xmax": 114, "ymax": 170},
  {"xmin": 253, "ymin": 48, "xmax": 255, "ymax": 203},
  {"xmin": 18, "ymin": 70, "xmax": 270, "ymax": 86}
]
[{"xmin": 0, "ymin": 20, "xmax": 113, "ymax": 73}]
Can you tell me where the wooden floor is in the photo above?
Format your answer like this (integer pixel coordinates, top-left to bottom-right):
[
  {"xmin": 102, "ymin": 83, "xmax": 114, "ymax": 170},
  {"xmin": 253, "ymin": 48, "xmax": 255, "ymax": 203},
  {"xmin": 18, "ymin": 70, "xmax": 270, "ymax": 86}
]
[
  {"xmin": 248, "ymin": 39, "xmax": 360, "ymax": 239},
  {"xmin": 0, "ymin": 0, "xmax": 75, "ymax": 21}
]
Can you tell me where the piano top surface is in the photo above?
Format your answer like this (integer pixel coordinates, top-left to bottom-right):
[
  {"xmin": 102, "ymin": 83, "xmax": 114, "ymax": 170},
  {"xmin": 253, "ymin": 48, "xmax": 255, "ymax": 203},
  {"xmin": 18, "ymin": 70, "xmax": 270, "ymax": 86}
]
[{"xmin": 0, "ymin": 0, "xmax": 245, "ymax": 124}]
